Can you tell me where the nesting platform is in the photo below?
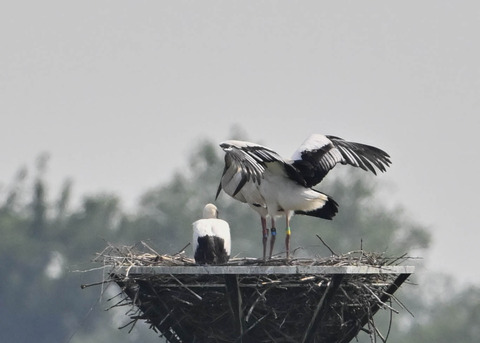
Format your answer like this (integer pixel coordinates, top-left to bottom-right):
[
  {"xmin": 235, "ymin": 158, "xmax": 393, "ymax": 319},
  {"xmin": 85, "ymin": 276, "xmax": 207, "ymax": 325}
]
[{"xmin": 95, "ymin": 243, "xmax": 414, "ymax": 343}]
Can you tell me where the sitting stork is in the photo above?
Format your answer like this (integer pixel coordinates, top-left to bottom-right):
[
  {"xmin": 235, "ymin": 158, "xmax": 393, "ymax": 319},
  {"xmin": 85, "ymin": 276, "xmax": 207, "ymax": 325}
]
[
  {"xmin": 193, "ymin": 203, "xmax": 231, "ymax": 265},
  {"xmin": 216, "ymin": 134, "xmax": 391, "ymax": 259}
]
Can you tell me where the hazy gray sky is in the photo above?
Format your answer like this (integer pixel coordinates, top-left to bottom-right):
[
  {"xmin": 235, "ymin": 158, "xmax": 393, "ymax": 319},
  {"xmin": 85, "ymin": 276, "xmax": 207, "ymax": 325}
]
[{"xmin": 2, "ymin": 1, "xmax": 479, "ymax": 286}]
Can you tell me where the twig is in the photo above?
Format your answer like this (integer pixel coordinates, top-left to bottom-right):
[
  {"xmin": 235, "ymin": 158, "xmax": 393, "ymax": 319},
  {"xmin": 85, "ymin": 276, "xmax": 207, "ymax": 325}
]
[
  {"xmin": 384, "ymin": 298, "xmax": 394, "ymax": 342},
  {"xmin": 388, "ymin": 293, "xmax": 415, "ymax": 318},
  {"xmin": 386, "ymin": 253, "xmax": 409, "ymax": 266},
  {"xmin": 80, "ymin": 280, "xmax": 111, "ymax": 289},
  {"xmin": 72, "ymin": 265, "xmax": 108, "ymax": 273},
  {"xmin": 316, "ymin": 235, "xmax": 338, "ymax": 256},
  {"xmin": 362, "ymin": 284, "xmax": 399, "ymax": 314},
  {"xmin": 233, "ymin": 314, "xmax": 267, "ymax": 343},
  {"xmin": 173, "ymin": 242, "xmax": 191, "ymax": 256},
  {"xmin": 139, "ymin": 241, "xmax": 159, "ymax": 254},
  {"xmin": 169, "ymin": 273, "xmax": 203, "ymax": 301},
  {"xmin": 245, "ymin": 288, "xmax": 268, "ymax": 322}
]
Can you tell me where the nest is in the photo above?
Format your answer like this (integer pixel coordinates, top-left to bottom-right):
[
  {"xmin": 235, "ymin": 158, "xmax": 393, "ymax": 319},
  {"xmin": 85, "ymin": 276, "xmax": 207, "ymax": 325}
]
[{"xmin": 89, "ymin": 242, "xmax": 414, "ymax": 343}]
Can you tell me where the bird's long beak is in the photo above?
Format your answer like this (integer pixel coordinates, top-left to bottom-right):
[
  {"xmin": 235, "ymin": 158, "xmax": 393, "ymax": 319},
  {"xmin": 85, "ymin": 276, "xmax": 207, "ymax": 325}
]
[{"xmin": 215, "ymin": 181, "xmax": 222, "ymax": 200}]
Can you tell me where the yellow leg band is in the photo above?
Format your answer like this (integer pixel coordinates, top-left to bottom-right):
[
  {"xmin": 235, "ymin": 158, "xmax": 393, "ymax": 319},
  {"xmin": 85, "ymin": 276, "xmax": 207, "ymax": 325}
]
[{"xmin": 286, "ymin": 227, "xmax": 291, "ymax": 235}]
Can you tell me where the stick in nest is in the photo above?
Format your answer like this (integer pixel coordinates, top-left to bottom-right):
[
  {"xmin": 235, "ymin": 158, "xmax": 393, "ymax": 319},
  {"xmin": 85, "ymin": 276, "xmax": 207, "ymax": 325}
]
[{"xmin": 316, "ymin": 235, "xmax": 338, "ymax": 256}]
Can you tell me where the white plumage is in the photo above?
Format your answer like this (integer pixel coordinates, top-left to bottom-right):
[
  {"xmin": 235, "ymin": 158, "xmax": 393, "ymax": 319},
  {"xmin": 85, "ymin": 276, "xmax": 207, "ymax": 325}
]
[
  {"xmin": 216, "ymin": 134, "xmax": 391, "ymax": 259},
  {"xmin": 192, "ymin": 204, "xmax": 231, "ymax": 265}
]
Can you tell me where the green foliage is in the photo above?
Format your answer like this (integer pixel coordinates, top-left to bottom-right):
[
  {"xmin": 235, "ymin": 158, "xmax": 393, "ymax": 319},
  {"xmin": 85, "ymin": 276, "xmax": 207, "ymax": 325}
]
[
  {"xmin": 0, "ymin": 137, "xmax": 474, "ymax": 342},
  {"xmin": 402, "ymin": 286, "xmax": 480, "ymax": 343}
]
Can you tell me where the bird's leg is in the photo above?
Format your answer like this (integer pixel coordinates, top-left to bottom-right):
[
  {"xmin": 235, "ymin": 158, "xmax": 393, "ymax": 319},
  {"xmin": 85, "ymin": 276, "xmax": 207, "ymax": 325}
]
[
  {"xmin": 285, "ymin": 215, "xmax": 291, "ymax": 259},
  {"xmin": 261, "ymin": 217, "xmax": 268, "ymax": 261},
  {"xmin": 268, "ymin": 217, "xmax": 276, "ymax": 259}
]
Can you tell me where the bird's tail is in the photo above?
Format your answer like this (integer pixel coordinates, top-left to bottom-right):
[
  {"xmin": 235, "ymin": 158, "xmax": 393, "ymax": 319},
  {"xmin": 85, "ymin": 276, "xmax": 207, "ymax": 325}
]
[{"xmin": 294, "ymin": 193, "xmax": 338, "ymax": 220}]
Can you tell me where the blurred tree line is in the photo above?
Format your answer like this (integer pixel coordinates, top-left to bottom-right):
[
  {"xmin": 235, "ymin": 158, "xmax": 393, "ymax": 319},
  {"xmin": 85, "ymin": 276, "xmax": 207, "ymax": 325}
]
[{"xmin": 1, "ymin": 138, "xmax": 479, "ymax": 343}]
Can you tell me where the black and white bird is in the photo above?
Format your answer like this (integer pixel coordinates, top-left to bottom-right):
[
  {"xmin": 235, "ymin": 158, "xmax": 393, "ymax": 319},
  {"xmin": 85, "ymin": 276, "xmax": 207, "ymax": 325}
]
[
  {"xmin": 192, "ymin": 203, "xmax": 231, "ymax": 265},
  {"xmin": 216, "ymin": 134, "xmax": 391, "ymax": 259}
]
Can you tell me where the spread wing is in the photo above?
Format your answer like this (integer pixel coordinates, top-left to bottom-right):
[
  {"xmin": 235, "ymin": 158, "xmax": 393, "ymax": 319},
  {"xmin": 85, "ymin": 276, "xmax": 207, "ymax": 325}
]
[
  {"xmin": 290, "ymin": 134, "xmax": 391, "ymax": 187},
  {"xmin": 216, "ymin": 140, "xmax": 284, "ymax": 199}
]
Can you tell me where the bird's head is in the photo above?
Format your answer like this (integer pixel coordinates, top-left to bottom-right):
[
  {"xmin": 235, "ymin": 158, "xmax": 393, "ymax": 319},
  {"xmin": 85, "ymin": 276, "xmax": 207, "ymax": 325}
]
[{"xmin": 203, "ymin": 203, "xmax": 219, "ymax": 219}]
